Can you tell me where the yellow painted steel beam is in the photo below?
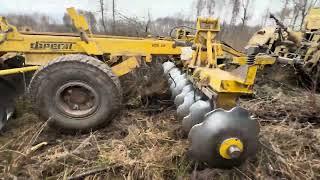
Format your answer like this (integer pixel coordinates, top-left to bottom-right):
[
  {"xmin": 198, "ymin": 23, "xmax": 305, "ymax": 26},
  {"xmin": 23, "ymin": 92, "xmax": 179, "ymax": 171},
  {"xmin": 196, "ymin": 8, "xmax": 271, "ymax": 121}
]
[
  {"xmin": 111, "ymin": 57, "xmax": 140, "ymax": 77},
  {"xmin": 0, "ymin": 8, "xmax": 181, "ymax": 66},
  {"xmin": 188, "ymin": 18, "xmax": 277, "ymax": 110},
  {"xmin": 0, "ymin": 34, "xmax": 181, "ymax": 54},
  {"xmin": 0, "ymin": 66, "xmax": 39, "ymax": 76},
  {"xmin": 67, "ymin": 7, "xmax": 91, "ymax": 33},
  {"xmin": 206, "ymin": 31, "xmax": 215, "ymax": 67},
  {"xmin": 0, "ymin": 33, "xmax": 181, "ymax": 65},
  {"xmin": 232, "ymin": 55, "xmax": 276, "ymax": 65},
  {"xmin": 193, "ymin": 67, "xmax": 254, "ymax": 94},
  {"xmin": 221, "ymin": 44, "xmax": 246, "ymax": 57},
  {"xmin": 0, "ymin": 8, "xmax": 182, "ymax": 83}
]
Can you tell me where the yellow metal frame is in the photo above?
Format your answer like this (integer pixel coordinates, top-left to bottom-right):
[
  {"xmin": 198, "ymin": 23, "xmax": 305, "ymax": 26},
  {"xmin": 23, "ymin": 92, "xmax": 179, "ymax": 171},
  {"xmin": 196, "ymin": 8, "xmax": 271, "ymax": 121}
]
[
  {"xmin": 233, "ymin": 55, "xmax": 276, "ymax": 66},
  {"xmin": 187, "ymin": 18, "xmax": 275, "ymax": 109},
  {"xmin": 0, "ymin": 8, "xmax": 181, "ymax": 77},
  {"xmin": 304, "ymin": 8, "xmax": 320, "ymax": 30},
  {"xmin": 0, "ymin": 66, "xmax": 39, "ymax": 76},
  {"xmin": 0, "ymin": 9, "xmax": 276, "ymax": 111},
  {"xmin": 67, "ymin": 8, "xmax": 92, "ymax": 36},
  {"xmin": 175, "ymin": 29, "xmax": 194, "ymax": 42},
  {"xmin": 190, "ymin": 18, "xmax": 223, "ymax": 68},
  {"xmin": 111, "ymin": 56, "xmax": 141, "ymax": 76}
]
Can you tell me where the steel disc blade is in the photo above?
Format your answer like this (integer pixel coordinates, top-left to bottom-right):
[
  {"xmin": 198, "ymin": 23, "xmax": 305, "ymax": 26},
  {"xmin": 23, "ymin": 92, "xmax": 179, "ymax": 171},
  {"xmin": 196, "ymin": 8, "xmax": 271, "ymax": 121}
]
[
  {"xmin": 167, "ymin": 68, "xmax": 181, "ymax": 80},
  {"xmin": 169, "ymin": 78, "xmax": 185, "ymax": 94},
  {"xmin": 163, "ymin": 61, "xmax": 175, "ymax": 74},
  {"xmin": 188, "ymin": 107, "xmax": 259, "ymax": 168},
  {"xmin": 177, "ymin": 92, "xmax": 201, "ymax": 120},
  {"xmin": 169, "ymin": 74, "xmax": 188, "ymax": 96},
  {"xmin": 182, "ymin": 100, "xmax": 212, "ymax": 133},
  {"xmin": 169, "ymin": 73, "xmax": 185, "ymax": 87},
  {"xmin": 174, "ymin": 85, "xmax": 193, "ymax": 106},
  {"xmin": 171, "ymin": 79, "xmax": 190, "ymax": 99}
]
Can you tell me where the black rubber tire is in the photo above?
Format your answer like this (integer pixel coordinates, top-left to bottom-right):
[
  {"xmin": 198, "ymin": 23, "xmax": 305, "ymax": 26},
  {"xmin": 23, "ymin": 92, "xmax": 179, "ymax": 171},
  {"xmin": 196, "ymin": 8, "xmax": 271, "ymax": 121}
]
[
  {"xmin": 0, "ymin": 78, "xmax": 16, "ymax": 131},
  {"xmin": 0, "ymin": 104, "xmax": 15, "ymax": 131},
  {"xmin": 0, "ymin": 106, "xmax": 7, "ymax": 130},
  {"xmin": 28, "ymin": 54, "xmax": 122, "ymax": 131}
]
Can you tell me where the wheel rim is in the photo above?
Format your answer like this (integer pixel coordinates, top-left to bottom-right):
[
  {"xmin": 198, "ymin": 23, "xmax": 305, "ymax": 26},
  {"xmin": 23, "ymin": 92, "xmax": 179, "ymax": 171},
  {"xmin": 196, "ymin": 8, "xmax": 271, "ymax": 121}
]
[{"xmin": 55, "ymin": 82, "xmax": 100, "ymax": 118}]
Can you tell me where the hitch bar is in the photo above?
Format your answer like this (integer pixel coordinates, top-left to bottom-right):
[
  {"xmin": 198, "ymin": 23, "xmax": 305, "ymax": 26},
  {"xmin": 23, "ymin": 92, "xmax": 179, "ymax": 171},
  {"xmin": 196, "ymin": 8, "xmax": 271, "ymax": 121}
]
[{"xmin": 0, "ymin": 66, "xmax": 39, "ymax": 76}]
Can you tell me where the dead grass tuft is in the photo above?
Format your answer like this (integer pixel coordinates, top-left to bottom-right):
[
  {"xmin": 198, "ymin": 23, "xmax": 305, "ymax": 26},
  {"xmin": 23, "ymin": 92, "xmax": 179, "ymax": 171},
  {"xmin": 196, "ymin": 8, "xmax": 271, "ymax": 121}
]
[{"xmin": 98, "ymin": 111, "xmax": 189, "ymax": 179}]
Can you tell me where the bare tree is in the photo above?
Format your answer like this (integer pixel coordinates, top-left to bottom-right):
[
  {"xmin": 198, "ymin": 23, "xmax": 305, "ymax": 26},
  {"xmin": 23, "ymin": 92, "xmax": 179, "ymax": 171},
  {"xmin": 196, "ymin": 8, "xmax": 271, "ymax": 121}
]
[
  {"xmin": 112, "ymin": 0, "xmax": 116, "ymax": 33},
  {"xmin": 196, "ymin": 0, "xmax": 206, "ymax": 17},
  {"xmin": 280, "ymin": 0, "xmax": 292, "ymax": 21},
  {"xmin": 291, "ymin": 0, "xmax": 319, "ymax": 29},
  {"xmin": 145, "ymin": 10, "xmax": 152, "ymax": 34},
  {"xmin": 98, "ymin": 0, "xmax": 107, "ymax": 33},
  {"xmin": 291, "ymin": 3, "xmax": 300, "ymax": 27},
  {"xmin": 206, "ymin": 0, "xmax": 216, "ymax": 16},
  {"xmin": 240, "ymin": 0, "xmax": 251, "ymax": 27},
  {"xmin": 79, "ymin": 10, "xmax": 98, "ymax": 33},
  {"xmin": 63, "ymin": 13, "xmax": 75, "ymax": 32},
  {"xmin": 300, "ymin": 0, "xmax": 319, "ymax": 28},
  {"xmin": 230, "ymin": 0, "xmax": 241, "ymax": 25},
  {"xmin": 260, "ymin": 7, "xmax": 270, "ymax": 26}
]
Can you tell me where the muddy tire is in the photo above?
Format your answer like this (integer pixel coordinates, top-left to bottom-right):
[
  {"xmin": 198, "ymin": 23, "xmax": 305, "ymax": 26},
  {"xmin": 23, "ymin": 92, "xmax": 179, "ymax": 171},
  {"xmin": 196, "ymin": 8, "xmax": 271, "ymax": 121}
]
[
  {"xmin": 0, "ymin": 106, "xmax": 7, "ymax": 130},
  {"xmin": 0, "ymin": 79, "xmax": 16, "ymax": 130},
  {"xmin": 28, "ymin": 54, "xmax": 122, "ymax": 131}
]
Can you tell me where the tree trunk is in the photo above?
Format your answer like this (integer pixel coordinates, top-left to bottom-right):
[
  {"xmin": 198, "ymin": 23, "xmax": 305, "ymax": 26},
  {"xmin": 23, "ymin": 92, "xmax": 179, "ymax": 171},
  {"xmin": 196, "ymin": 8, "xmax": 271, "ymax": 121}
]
[
  {"xmin": 99, "ymin": 0, "xmax": 107, "ymax": 33},
  {"xmin": 112, "ymin": 0, "xmax": 116, "ymax": 34}
]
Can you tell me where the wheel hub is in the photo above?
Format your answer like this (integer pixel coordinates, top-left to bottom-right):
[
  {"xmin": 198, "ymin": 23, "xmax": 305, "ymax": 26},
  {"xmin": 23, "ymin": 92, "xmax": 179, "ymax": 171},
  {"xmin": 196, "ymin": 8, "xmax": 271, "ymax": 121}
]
[
  {"xmin": 219, "ymin": 138, "xmax": 244, "ymax": 160},
  {"xmin": 67, "ymin": 88, "xmax": 90, "ymax": 104},
  {"xmin": 55, "ymin": 82, "xmax": 99, "ymax": 118}
]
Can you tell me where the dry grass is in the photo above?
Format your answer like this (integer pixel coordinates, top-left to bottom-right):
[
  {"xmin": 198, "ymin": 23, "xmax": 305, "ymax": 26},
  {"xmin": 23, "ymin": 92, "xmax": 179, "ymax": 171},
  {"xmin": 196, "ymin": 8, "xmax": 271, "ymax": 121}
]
[
  {"xmin": 0, "ymin": 101, "xmax": 190, "ymax": 179},
  {"xmin": 0, "ymin": 81, "xmax": 320, "ymax": 179},
  {"xmin": 98, "ymin": 112, "xmax": 189, "ymax": 179}
]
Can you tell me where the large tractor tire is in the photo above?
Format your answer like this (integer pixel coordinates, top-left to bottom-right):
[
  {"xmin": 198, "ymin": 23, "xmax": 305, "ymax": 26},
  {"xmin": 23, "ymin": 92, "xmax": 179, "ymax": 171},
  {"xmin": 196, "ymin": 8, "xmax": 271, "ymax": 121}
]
[
  {"xmin": 0, "ymin": 106, "xmax": 6, "ymax": 130},
  {"xmin": 28, "ymin": 54, "xmax": 122, "ymax": 131},
  {"xmin": 0, "ymin": 104, "xmax": 14, "ymax": 130},
  {"xmin": 0, "ymin": 78, "xmax": 16, "ymax": 130}
]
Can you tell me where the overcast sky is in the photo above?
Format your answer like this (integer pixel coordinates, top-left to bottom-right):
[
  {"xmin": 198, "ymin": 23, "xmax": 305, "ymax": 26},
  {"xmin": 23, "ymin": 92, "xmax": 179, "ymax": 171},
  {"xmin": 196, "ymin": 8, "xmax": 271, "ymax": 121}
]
[{"xmin": 0, "ymin": 0, "xmax": 282, "ymax": 25}]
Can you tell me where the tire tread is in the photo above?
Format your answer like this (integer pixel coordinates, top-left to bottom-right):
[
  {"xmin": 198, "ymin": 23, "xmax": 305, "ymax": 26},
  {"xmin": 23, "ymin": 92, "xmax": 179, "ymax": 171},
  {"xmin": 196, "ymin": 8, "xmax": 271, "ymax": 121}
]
[{"xmin": 28, "ymin": 54, "xmax": 122, "ymax": 127}]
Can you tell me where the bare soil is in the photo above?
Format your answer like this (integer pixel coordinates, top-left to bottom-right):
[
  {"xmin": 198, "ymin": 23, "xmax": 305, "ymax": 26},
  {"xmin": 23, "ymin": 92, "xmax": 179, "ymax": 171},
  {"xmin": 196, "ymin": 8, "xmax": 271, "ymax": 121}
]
[{"xmin": 0, "ymin": 75, "xmax": 320, "ymax": 180}]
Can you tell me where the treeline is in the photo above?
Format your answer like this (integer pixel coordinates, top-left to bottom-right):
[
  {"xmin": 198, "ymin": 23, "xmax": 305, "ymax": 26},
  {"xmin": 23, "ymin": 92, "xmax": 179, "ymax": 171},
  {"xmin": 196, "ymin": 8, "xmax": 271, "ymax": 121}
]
[
  {"xmin": 3, "ymin": 11, "xmax": 195, "ymax": 38},
  {"xmin": 4, "ymin": 13, "xmax": 69, "ymax": 32},
  {"xmin": 2, "ymin": 11, "xmax": 255, "ymax": 50}
]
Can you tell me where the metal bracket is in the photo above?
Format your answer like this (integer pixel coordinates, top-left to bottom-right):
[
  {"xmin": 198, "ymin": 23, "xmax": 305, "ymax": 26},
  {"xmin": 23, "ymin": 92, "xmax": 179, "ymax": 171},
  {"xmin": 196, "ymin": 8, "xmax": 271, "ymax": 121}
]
[{"xmin": 67, "ymin": 8, "xmax": 92, "ymax": 37}]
